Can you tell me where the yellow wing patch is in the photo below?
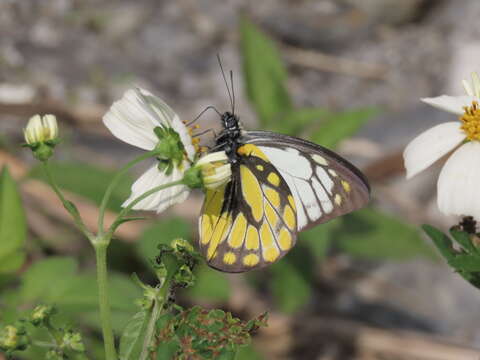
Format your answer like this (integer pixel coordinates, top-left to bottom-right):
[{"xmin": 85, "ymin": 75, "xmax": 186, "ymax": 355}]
[
  {"xmin": 245, "ymin": 225, "xmax": 260, "ymax": 250},
  {"xmin": 228, "ymin": 213, "xmax": 247, "ymax": 249},
  {"xmin": 240, "ymin": 165, "xmax": 263, "ymax": 222},
  {"xmin": 237, "ymin": 144, "xmax": 270, "ymax": 162},
  {"xmin": 198, "ymin": 145, "xmax": 298, "ymax": 272},
  {"xmin": 200, "ymin": 187, "xmax": 225, "ymax": 245}
]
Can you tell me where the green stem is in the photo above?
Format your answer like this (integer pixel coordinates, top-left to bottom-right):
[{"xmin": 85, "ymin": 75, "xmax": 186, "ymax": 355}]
[
  {"xmin": 44, "ymin": 319, "xmax": 63, "ymax": 347},
  {"xmin": 42, "ymin": 161, "xmax": 92, "ymax": 240},
  {"xmin": 97, "ymin": 150, "xmax": 157, "ymax": 234},
  {"xmin": 106, "ymin": 179, "xmax": 184, "ymax": 238},
  {"xmin": 139, "ymin": 292, "xmax": 162, "ymax": 360},
  {"xmin": 94, "ymin": 240, "xmax": 117, "ymax": 360},
  {"xmin": 139, "ymin": 274, "xmax": 172, "ymax": 360},
  {"xmin": 96, "ymin": 178, "xmax": 183, "ymax": 360}
]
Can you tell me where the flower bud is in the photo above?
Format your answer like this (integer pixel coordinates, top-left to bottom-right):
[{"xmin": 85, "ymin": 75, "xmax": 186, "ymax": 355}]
[
  {"xmin": 62, "ymin": 330, "xmax": 85, "ymax": 353},
  {"xmin": 196, "ymin": 151, "xmax": 232, "ymax": 190},
  {"xmin": 30, "ymin": 305, "xmax": 55, "ymax": 326},
  {"xmin": 24, "ymin": 114, "xmax": 58, "ymax": 144},
  {"xmin": 0, "ymin": 325, "xmax": 28, "ymax": 353},
  {"xmin": 23, "ymin": 114, "xmax": 60, "ymax": 161}
]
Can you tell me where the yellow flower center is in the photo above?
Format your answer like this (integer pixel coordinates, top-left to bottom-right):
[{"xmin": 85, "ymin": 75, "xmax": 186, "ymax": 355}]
[{"xmin": 460, "ymin": 101, "xmax": 480, "ymax": 141}]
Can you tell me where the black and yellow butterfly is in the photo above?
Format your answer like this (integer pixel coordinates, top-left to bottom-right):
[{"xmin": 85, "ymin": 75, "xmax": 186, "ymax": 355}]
[{"xmin": 198, "ymin": 110, "xmax": 370, "ymax": 273}]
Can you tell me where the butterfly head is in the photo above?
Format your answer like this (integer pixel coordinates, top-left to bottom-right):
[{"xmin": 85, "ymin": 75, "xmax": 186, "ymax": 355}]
[{"xmin": 221, "ymin": 111, "xmax": 241, "ymax": 132}]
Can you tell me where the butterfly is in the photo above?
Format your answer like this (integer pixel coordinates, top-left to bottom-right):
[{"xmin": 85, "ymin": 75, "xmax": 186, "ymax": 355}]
[{"xmin": 198, "ymin": 110, "xmax": 370, "ymax": 273}]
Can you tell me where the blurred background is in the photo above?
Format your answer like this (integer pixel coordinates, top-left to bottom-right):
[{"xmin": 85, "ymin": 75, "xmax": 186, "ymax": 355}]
[{"xmin": 2, "ymin": 0, "xmax": 480, "ymax": 359}]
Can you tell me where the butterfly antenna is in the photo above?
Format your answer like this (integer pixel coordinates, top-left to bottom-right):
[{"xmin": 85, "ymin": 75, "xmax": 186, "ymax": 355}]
[
  {"xmin": 230, "ymin": 70, "xmax": 235, "ymax": 115},
  {"xmin": 187, "ymin": 105, "xmax": 222, "ymax": 126},
  {"xmin": 216, "ymin": 54, "xmax": 234, "ymax": 113}
]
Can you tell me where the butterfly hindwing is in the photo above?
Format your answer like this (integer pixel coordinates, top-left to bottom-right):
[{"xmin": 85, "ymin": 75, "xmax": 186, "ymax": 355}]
[
  {"xmin": 199, "ymin": 144, "xmax": 297, "ymax": 272},
  {"xmin": 243, "ymin": 130, "xmax": 370, "ymax": 231}
]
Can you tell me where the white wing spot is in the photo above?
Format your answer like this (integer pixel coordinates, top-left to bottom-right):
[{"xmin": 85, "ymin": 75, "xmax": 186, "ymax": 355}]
[
  {"xmin": 260, "ymin": 147, "xmax": 312, "ymax": 178},
  {"xmin": 334, "ymin": 194, "xmax": 342, "ymax": 206},
  {"xmin": 312, "ymin": 154, "xmax": 328, "ymax": 166},
  {"xmin": 312, "ymin": 178, "xmax": 333, "ymax": 214},
  {"xmin": 316, "ymin": 166, "xmax": 334, "ymax": 195},
  {"xmin": 295, "ymin": 178, "xmax": 321, "ymax": 220}
]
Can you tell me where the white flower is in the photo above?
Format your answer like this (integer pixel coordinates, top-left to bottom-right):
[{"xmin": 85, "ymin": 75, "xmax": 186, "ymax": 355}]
[
  {"xmin": 24, "ymin": 114, "xmax": 58, "ymax": 144},
  {"xmin": 404, "ymin": 72, "xmax": 480, "ymax": 219},
  {"xmin": 195, "ymin": 151, "xmax": 232, "ymax": 189},
  {"xmin": 103, "ymin": 88, "xmax": 196, "ymax": 213}
]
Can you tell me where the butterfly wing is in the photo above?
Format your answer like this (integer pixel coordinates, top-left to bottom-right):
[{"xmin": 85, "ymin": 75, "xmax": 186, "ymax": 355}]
[
  {"xmin": 242, "ymin": 130, "xmax": 370, "ymax": 231},
  {"xmin": 199, "ymin": 144, "xmax": 297, "ymax": 272}
]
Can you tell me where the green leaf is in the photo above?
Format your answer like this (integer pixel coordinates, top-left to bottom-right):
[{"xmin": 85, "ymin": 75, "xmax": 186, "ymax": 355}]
[
  {"xmin": 422, "ymin": 225, "xmax": 456, "ymax": 262},
  {"xmin": 119, "ymin": 311, "xmax": 150, "ymax": 360},
  {"xmin": 450, "ymin": 229, "xmax": 479, "ymax": 254},
  {"xmin": 337, "ymin": 208, "xmax": 435, "ymax": 260},
  {"xmin": 236, "ymin": 344, "xmax": 264, "ymax": 360},
  {"xmin": 270, "ymin": 247, "xmax": 313, "ymax": 313},
  {"xmin": 300, "ymin": 219, "xmax": 339, "ymax": 260},
  {"xmin": 310, "ymin": 108, "xmax": 378, "ymax": 148},
  {"xmin": 240, "ymin": 16, "xmax": 292, "ymax": 127},
  {"xmin": 449, "ymin": 255, "xmax": 480, "ymax": 272},
  {"xmin": 217, "ymin": 350, "xmax": 237, "ymax": 360},
  {"xmin": 0, "ymin": 166, "xmax": 26, "ymax": 273},
  {"xmin": 184, "ymin": 264, "xmax": 230, "ymax": 302},
  {"xmin": 28, "ymin": 161, "xmax": 133, "ymax": 211},
  {"xmin": 20, "ymin": 256, "xmax": 141, "ymax": 333},
  {"xmin": 0, "ymin": 251, "xmax": 25, "ymax": 274},
  {"xmin": 278, "ymin": 108, "xmax": 329, "ymax": 136},
  {"xmin": 155, "ymin": 340, "xmax": 180, "ymax": 360},
  {"xmin": 136, "ymin": 218, "xmax": 192, "ymax": 268},
  {"xmin": 21, "ymin": 257, "xmax": 77, "ymax": 302}
]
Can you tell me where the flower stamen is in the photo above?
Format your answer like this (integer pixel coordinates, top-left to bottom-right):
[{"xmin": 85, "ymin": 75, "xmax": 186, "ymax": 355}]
[{"xmin": 460, "ymin": 101, "xmax": 480, "ymax": 141}]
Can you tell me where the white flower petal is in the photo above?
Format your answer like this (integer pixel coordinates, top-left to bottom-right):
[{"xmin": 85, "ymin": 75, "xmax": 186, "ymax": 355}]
[
  {"xmin": 103, "ymin": 88, "xmax": 196, "ymax": 159},
  {"xmin": 421, "ymin": 95, "xmax": 475, "ymax": 115},
  {"xmin": 123, "ymin": 162, "xmax": 190, "ymax": 213},
  {"xmin": 135, "ymin": 88, "xmax": 195, "ymax": 159},
  {"xmin": 103, "ymin": 89, "xmax": 161, "ymax": 150},
  {"xmin": 437, "ymin": 141, "xmax": 480, "ymax": 220},
  {"xmin": 403, "ymin": 122, "xmax": 465, "ymax": 179}
]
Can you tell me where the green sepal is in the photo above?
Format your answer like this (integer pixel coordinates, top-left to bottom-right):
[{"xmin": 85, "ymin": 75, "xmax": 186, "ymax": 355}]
[{"xmin": 182, "ymin": 166, "xmax": 202, "ymax": 189}]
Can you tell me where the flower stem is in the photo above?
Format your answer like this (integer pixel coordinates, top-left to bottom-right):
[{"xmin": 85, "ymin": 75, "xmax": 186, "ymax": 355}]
[
  {"xmin": 94, "ymin": 239, "xmax": 117, "ymax": 360},
  {"xmin": 97, "ymin": 150, "xmax": 157, "ymax": 234},
  {"xmin": 96, "ymin": 178, "xmax": 183, "ymax": 359},
  {"xmin": 139, "ymin": 291, "xmax": 162, "ymax": 360},
  {"xmin": 106, "ymin": 179, "xmax": 184, "ymax": 238},
  {"xmin": 42, "ymin": 161, "xmax": 92, "ymax": 240}
]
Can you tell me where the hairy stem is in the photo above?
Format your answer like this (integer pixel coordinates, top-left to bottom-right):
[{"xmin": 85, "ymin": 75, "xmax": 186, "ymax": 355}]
[
  {"xmin": 42, "ymin": 161, "xmax": 92, "ymax": 240},
  {"xmin": 94, "ymin": 240, "xmax": 117, "ymax": 360},
  {"xmin": 139, "ymin": 292, "xmax": 162, "ymax": 360},
  {"xmin": 106, "ymin": 179, "xmax": 184, "ymax": 238},
  {"xmin": 139, "ymin": 271, "xmax": 173, "ymax": 360}
]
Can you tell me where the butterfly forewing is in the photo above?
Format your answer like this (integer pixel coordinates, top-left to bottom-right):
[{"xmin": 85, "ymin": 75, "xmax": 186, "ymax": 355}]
[
  {"xmin": 243, "ymin": 131, "xmax": 370, "ymax": 231},
  {"xmin": 199, "ymin": 144, "xmax": 297, "ymax": 272}
]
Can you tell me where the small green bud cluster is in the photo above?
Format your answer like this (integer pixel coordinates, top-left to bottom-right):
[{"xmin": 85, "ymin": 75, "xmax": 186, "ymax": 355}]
[
  {"xmin": 23, "ymin": 114, "xmax": 60, "ymax": 161},
  {"xmin": 31, "ymin": 304, "xmax": 56, "ymax": 326},
  {"xmin": 0, "ymin": 323, "xmax": 29, "ymax": 355},
  {"xmin": 0, "ymin": 305, "xmax": 86, "ymax": 358}
]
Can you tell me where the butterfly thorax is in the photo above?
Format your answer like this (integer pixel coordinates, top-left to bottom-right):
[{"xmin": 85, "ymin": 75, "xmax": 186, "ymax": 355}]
[{"xmin": 215, "ymin": 112, "xmax": 243, "ymax": 163}]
